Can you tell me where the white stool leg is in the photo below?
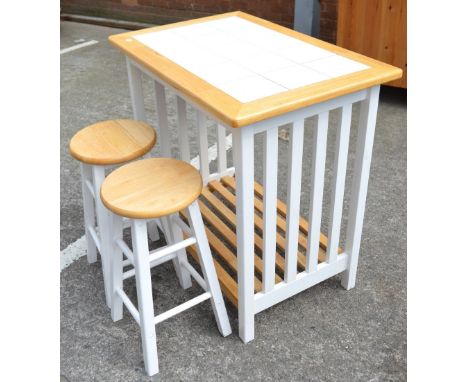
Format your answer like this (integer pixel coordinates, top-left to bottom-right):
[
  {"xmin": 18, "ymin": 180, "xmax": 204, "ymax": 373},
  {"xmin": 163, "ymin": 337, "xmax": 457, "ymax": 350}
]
[
  {"xmin": 168, "ymin": 214, "xmax": 192, "ymax": 289},
  {"xmin": 110, "ymin": 213, "xmax": 124, "ymax": 321},
  {"xmin": 92, "ymin": 165, "xmax": 112, "ymax": 308},
  {"xmin": 187, "ymin": 202, "xmax": 232, "ymax": 337},
  {"xmin": 161, "ymin": 216, "xmax": 191, "ymax": 289},
  {"xmin": 147, "ymin": 220, "xmax": 160, "ymax": 242},
  {"xmin": 80, "ymin": 163, "xmax": 97, "ymax": 263},
  {"xmin": 131, "ymin": 219, "xmax": 159, "ymax": 376}
]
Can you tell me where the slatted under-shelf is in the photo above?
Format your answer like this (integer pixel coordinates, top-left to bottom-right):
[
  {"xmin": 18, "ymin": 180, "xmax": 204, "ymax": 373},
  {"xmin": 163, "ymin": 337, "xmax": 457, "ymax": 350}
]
[{"xmin": 183, "ymin": 175, "xmax": 340, "ymax": 308}]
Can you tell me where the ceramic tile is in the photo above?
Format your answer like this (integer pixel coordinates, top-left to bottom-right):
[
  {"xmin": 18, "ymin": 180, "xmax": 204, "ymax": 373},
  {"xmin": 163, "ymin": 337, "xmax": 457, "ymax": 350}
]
[
  {"xmin": 264, "ymin": 65, "xmax": 330, "ymax": 89},
  {"xmin": 251, "ymin": 32, "xmax": 301, "ymax": 51},
  {"xmin": 207, "ymin": 16, "xmax": 257, "ymax": 32},
  {"xmin": 214, "ymin": 41, "xmax": 260, "ymax": 61},
  {"xmin": 278, "ymin": 43, "xmax": 334, "ymax": 63},
  {"xmin": 134, "ymin": 31, "xmax": 187, "ymax": 55},
  {"xmin": 240, "ymin": 53, "xmax": 296, "ymax": 73},
  {"xmin": 304, "ymin": 54, "xmax": 370, "ymax": 77},
  {"xmin": 194, "ymin": 31, "xmax": 236, "ymax": 50},
  {"xmin": 189, "ymin": 61, "xmax": 255, "ymax": 85},
  {"xmin": 172, "ymin": 22, "xmax": 217, "ymax": 39},
  {"xmin": 216, "ymin": 76, "xmax": 287, "ymax": 102},
  {"xmin": 134, "ymin": 16, "xmax": 368, "ymax": 102}
]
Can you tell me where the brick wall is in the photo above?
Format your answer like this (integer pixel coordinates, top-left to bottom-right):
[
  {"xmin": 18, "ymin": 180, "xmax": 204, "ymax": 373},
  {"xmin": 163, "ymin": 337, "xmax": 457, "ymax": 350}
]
[
  {"xmin": 61, "ymin": 0, "xmax": 295, "ymax": 28},
  {"xmin": 319, "ymin": 0, "xmax": 337, "ymax": 43},
  {"xmin": 61, "ymin": 0, "xmax": 338, "ymax": 42}
]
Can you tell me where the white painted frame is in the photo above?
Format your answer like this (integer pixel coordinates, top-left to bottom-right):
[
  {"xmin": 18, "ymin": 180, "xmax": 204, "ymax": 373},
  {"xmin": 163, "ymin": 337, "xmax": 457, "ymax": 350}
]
[{"xmin": 125, "ymin": 57, "xmax": 381, "ymax": 343}]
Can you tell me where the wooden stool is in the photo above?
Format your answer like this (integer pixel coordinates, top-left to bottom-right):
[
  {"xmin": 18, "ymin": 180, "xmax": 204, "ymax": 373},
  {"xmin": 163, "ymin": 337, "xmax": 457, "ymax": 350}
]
[
  {"xmin": 100, "ymin": 158, "xmax": 232, "ymax": 376},
  {"xmin": 69, "ymin": 119, "xmax": 157, "ymax": 307}
]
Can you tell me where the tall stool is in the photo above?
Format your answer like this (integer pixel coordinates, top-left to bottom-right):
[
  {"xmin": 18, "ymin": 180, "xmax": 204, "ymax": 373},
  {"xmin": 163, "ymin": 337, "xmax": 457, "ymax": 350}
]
[
  {"xmin": 100, "ymin": 158, "xmax": 232, "ymax": 376},
  {"xmin": 69, "ymin": 119, "xmax": 157, "ymax": 307}
]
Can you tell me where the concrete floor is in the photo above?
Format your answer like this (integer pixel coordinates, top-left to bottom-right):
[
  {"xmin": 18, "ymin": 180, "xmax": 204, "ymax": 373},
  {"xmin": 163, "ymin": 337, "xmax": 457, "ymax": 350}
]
[{"xmin": 61, "ymin": 21, "xmax": 406, "ymax": 381}]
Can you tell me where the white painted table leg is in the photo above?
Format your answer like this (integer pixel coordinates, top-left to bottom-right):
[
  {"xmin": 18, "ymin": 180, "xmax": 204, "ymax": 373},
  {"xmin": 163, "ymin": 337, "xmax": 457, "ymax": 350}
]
[
  {"xmin": 131, "ymin": 219, "xmax": 159, "ymax": 376},
  {"xmin": 126, "ymin": 59, "xmax": 160, "ymax": 242},
  {"xmin": 80, "ymin": 163, "xmax": 97, "ymax": 264},
  {"xmin": 154, "ymin": 81, "xmax": 171, "ymax": 158},
  {"xmin": 126, "ymin": 58, "xmax": 146, "ymax": 121},
  {"xmin": 233, "ymin": 127, "xmax": 255, "ymax": 343},
  {"xmin": 92, "ymin": 165, "xmax": 112, "ymax": 308},
  {"xmin": 177, "ymin": 96, "xmax": 190, "ymax": 163},
  {"xmin": 187, "ymin": 202, "xmax": 232, "ymax": 337},
  {"xmin": 341, "ymin": 86, "xmax": 381, "ymax": 290}
]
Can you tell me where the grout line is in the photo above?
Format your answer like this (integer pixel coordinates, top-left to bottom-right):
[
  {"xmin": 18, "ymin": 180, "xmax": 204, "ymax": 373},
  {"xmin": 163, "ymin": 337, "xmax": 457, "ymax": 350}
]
[
  {"xmin": 60, "ymin": 40, "xmax": 99, "ymax": 55},
  {"xmin": 60, "ymin": 134, "xmax": 232, "ymax": 271}
]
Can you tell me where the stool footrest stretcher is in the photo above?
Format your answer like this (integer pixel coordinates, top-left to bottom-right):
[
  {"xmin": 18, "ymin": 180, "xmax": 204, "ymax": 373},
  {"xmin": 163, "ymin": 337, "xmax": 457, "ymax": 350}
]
[
  {"xmin": 87, "ymin": 225, "xmax": 101, "ymax": 253},
  {"xmin": 180, "ymin": 259, "xmax": 207, "ymax": 291},
  {"xmin": 116, "ymin": 288, "xmax": 140, "ymax": 326},
  {"xmin": 122, "ymin": 252, "xmax": 178, "ymax": 280},
  {"xmin": 116, "ymin": 238, "xmax": 135, "ymax": 265},
  {"xmin": 154, "ymin": 292, "xmax": 212, "ymax": 325},
  {"xmin": 171, "ymin": 214, "xmax": 192, "ymax": 236},
  {"xmin": 85, "ymin": 179, "xmax": 95, "ymax": 199},
  {"xmin": 149, "ymin": 237, "xmax": 196, "ymax": 263},
  {"xmin": 116, "ymin": 287, "xmax": 212, "ymax": 327}
]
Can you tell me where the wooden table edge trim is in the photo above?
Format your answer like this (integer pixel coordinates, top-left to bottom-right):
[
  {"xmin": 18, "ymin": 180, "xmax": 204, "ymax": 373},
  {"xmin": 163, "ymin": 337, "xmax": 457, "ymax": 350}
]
[{"xmin": 109, "ymin": 11, "xmax": 402, "ymax": 128}]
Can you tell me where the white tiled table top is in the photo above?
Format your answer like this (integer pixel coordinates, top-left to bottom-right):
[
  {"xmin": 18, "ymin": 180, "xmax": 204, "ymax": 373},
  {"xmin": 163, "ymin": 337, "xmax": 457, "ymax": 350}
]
[{"xmin": 134, "ymin": 16, "xmax": 369, "ymax": 103}]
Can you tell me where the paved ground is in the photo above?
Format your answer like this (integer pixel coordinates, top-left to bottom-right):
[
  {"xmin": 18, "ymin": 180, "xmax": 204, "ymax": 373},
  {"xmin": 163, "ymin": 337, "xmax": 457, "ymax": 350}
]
[{"xmin": 61, "ymin": 21, "xmax": 406, "ymax": 381}]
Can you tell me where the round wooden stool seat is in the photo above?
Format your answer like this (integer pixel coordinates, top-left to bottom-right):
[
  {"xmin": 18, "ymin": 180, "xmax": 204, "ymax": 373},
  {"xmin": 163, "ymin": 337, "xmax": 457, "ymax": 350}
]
[
  {"xmin": 101, "ymin": 158, "xmax": 203, "ymax": 219},
  {"xmin": 69, "ymin": 119, "xmax": 156, "ymax": 165}
]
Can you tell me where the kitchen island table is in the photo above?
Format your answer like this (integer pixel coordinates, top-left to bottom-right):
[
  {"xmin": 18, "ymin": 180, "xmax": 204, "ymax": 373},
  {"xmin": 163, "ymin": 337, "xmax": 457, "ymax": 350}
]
[{"xmin": 109, "ymin": 11, "xmax": 402, "ymax": 343}]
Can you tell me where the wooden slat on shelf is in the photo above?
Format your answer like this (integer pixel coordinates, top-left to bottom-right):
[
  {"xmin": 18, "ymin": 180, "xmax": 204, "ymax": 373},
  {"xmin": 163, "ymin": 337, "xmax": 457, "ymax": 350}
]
[
  {"xmin": 180, "ymin": 210, "xmax": 263, "ymax": 292},
  {"xmin": 220, "ymin": 176, "xmax": 307, "ymax": 249},
  {"xmin": 208, "ymin": 180, "xmax": 306, "ymax": 271},
  {"xmin": 185, "ymin": 245, "xmax": 238, "ymax": 307},
  {"xmin": 254, "ymin": 180, "xmax": 330, "ymax": 247},
  {"xmin": 201, "ymin": 190, "xmax": 282, "ymax": 283},
  {"xmin": 221, "ymin": 176, "xmax": 342, "ymax": 255},
  {"xmin": 198, "ymin": 198, "xmax": 274, "ymax": 285},
  {"xmin": 182, "ymin": 175, "xmax": 337, "ymax": 309},
  {"xmin": 220, "ymin": 176, "xmax": 316, "ymax": 265}
]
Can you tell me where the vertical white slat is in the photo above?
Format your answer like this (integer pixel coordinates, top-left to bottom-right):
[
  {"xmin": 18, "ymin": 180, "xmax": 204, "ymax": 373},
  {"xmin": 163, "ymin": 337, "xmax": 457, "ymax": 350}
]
[
  {"xmin": 126, "ymin": 58, "xmax": 146, "ymax": 121},
  {"xmin": 217, "ymin": 123, "xmax": 227, "ymax": 175},
  {"xmin": 342, "ymin": 86, "xmax": 381, "ymax": 290},
  {"xmin": 154, "ymin": 81, "xmax": 171, "ymax": 157},
  {"xmin": 262, "ymin": 126, "xmax": 278, "ymax": 293},
  {"xmin": 327, "ymin": 104, "xmax": 352, "ymax": 263},
  {"xmin": 285, "ymin": 120, "xmax": 305, "ymax": 283},
  {"xmin": 306, "ymin": 112, "xmax": 329, "ymax": 273},
  {"xmin": 197, "ymin": 111, "xmax": 210, "ymax": 183},
  {"xmin": 176, "ymin": 96, "xmax": 190, "ymax": 163},
  {"xmin": 233, "ymin": 126, "xmax": 255, "ymax": 343}
]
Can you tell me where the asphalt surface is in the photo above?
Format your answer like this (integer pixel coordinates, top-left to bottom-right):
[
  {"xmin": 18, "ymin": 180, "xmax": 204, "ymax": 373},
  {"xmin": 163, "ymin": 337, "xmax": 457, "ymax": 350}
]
[{"xmin": 61, "ymin": 21, "xmax": 407, "ymax": 381}]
